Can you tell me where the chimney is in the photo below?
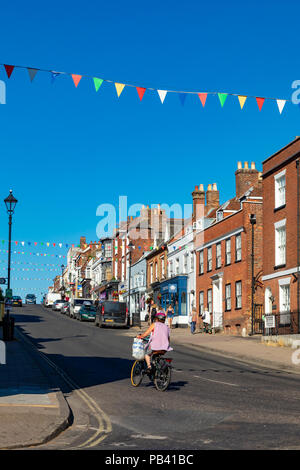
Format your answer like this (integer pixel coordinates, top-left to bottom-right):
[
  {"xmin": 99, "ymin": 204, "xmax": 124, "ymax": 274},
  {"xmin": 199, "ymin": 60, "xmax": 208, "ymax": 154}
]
[
  {"xmin": 235, "ymin": 161, "xmax": 259, "ymax": 198},
  {"xmin": 80, "ymin": 236, "xmax": 86, "ymax": 249},
  {"xmin": 206, "ymin": 183, "xmax": 220, "ymax": 213},
  {"xmin": 192, "ymin": 184, "xmax": 205, "ymax": 222}
]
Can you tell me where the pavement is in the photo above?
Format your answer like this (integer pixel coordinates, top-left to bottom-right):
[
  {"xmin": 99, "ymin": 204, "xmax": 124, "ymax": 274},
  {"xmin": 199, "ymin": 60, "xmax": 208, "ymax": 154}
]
[{"xmin": 1, "ymin": 319, "xmax": 300, "ymax": 450}]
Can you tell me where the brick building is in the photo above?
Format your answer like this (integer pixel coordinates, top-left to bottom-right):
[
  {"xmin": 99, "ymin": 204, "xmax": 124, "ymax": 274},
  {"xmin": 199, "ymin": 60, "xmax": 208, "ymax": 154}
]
[
  {"xmin": 195, "ymin": 162, "xmax": 263, "ymax": 335},
  {"xmin": 262, "ymin": 137, "xmax": 300, "ymax": 333}
]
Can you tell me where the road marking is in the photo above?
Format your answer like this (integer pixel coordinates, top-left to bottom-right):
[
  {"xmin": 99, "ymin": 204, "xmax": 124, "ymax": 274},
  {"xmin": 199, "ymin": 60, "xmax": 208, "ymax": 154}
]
[
  {"xmin": 193, "ymin": 375, "xmax": 239, "ymax": 387},
  {"xmin": 131, "ymin": 434, "xmax": 168, "ymax": 440}
]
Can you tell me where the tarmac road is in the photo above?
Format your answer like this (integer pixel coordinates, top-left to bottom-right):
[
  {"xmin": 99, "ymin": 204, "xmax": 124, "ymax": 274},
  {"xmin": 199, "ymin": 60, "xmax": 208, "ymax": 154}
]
[{"xmin": 13, "ymin": 304, "xmax": 300, "ymax": 450}]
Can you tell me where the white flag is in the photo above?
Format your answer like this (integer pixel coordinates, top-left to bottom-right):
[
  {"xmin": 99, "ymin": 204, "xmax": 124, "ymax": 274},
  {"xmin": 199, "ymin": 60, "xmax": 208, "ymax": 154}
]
[
  {"xmin": 157, "ymin": 89, "xmax": 167, "ymax": 104},
  {"xmin": 277, "ymin": 99, "xmax": 286, "ymax": 114}
]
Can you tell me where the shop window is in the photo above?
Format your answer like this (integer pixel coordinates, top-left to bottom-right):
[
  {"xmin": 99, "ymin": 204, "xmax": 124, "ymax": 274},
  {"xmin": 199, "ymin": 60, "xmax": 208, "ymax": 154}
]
[{"xmin": 181, "ymin": 291, "xmax": 186, "ymax": 315}]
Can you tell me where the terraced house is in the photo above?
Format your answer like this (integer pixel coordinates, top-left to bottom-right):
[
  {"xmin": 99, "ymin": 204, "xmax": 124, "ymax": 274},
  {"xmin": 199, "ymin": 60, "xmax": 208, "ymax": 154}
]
[{"xmin": 195, "ymin": 162, "xmax": 263, "ymax": 335}]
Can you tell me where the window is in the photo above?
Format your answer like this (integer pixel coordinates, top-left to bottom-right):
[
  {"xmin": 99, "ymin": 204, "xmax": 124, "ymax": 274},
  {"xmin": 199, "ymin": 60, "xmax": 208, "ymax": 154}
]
[
  {"xmin": 169, "ymin": 260, "xmax": 173, "ymax": 277},
  {"xmin": 161, "ymin": 256, "xmax": 165, "ymax": 278},
  {"xmin": 225, "ymin": 238, "xmax": 231, "ymax": 265},
  {"xmin": 235, "ymin": 234, "xmax": 242, "ymax": 262},
  {"xmin": 150, "ymin": 263, "xmax": 153, "ymax": 283},
  {"xmin": 190, "ymin": 252, "xmax": 194, "ymax": 272},
  {"xmin": 275, "ymin": 220, "xmax": 286, "ymax": 266},
  {"xmin": 184, "ymin": 253, "xmax": 188, "ymax": 274},
  {"xmin": 181, "ymin": 291, "xmax": 186, "ymax": 315},
  {"xmin": 279, "ymin": 280, "xmax": 290, "ymax": 325},
  {"xmin": 155, "ymin": 262, "xmax": 158, "ymax": 281},
  {"xmin": 207, "ymin": 247, "xmax": 212, "ymax": 271},
  {"xmin": 199, "ymin": 291, "xmax": 204, "ymax": 315},
  {"xmin": 225, "ymin": 284, "xmax": 231, "ymax": 311},
  {"xmin": 199, "ymin": 251, "xmax": 204, "ymax": 275},
  {"xmin": 216, "ymin": 243, "xmax": 221, "ymax": 269},
  {"xmin": 235, "ymin": 281, "xmax": 242, "ymax": 309},
  {"xmin": 274, "ymin": 170, "xmax": 286, "ymax": 209},
  {"xmin": 175, "ymin": 258, "xmax": 179, "ymax": 275},
  {"xmin": 207, "ymin": 289, "xmax": 212, "ymax": 313}
]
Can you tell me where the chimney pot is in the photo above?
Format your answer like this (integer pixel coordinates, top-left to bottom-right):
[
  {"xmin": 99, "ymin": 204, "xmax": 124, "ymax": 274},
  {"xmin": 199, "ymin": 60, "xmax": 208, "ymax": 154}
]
[
  {"xmin": 237, "ymin": 161, "xmax": 242, "ymax": 170},
  {"xmin": 207, "ymin": 184, "xmax": 212, "ymax": 191},
  {"xmin": 212, "ymin": 183, "xmax": 218, "ymax": 191},
  {"xmin": 199, "ymin": 184, "xmax": 204, "ymax": 191},
  {"xmin": 251, "ymin": 162, "xmax": 255, "ymax": 169},
  {"xmin": 244, "ymin": 161, "xmax": 249, "ymax": 169},
  {"xmin": 195, "ymin": 185, "xmax": 198, "ymax": 191}
]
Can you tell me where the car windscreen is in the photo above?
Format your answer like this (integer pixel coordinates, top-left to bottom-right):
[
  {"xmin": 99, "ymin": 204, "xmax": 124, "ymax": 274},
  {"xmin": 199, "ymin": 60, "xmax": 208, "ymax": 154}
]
[
  {"xmin": 83, "ymin": 305, "xmax": 96, "ymax": 311},
  {"xmin": 26, "ymin": 295, "xmax": 35, "ymax": 299},
  {"xmin": 104, "ymin": 302, "xmax": 126, "ymax": 313},
  {"xmin": 75, "ymin": 299, "xmax": 91, "ymax": 305}
]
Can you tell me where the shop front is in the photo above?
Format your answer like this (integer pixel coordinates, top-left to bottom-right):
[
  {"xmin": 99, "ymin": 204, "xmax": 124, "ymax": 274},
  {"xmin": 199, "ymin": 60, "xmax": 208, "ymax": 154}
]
[{"xmin": 160, "ymin": 275, "xmax": 188, "ymax": 326}]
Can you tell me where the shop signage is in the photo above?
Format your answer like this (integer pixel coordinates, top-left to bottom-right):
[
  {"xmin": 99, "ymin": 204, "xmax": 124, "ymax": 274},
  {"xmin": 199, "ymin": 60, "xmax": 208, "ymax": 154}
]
[{"xmin": 264, "ymin": 315, "xmax": 275, "ymax": 328}]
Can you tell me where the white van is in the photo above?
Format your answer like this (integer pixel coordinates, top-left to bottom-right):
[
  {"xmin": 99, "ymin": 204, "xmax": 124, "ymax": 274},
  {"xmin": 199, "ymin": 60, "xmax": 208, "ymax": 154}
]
[
  {"xmin": 70, "ymin": 298, "xmax": 93, "ymax": 318},
  {"xmin": 45, "ymin": 293, "xmax": 61, "ymax": 307}
]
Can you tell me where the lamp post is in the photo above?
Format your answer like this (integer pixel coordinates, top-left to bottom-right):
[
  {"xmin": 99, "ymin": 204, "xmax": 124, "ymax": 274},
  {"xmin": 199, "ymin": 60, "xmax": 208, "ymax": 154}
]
[
  {"xmin": 127, "ymin": 241, "xmax": 134, "ymax": 327},
  {"xmin": 61, "ymin": 264, "xmax": 65, "ymax": 299},
  {"xmin": 250, "ymin": 213, "xmax": 256, "ymax": 335},
  {"xmin": 3, "ymin": 190, "xmax": 18, "ymax": 341}
]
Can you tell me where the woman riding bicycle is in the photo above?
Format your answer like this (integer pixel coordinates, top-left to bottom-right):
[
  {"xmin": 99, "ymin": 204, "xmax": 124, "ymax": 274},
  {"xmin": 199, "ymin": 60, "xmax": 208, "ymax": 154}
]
[{"xmin": 137, "ymin": 309, "xmax": 173, "ymax": 371}]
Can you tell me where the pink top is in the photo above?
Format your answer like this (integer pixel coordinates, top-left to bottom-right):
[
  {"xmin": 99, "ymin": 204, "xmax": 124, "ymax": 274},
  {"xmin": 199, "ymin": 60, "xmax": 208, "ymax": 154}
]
[{"xmin": 150, "ymin": 322, "xmax": 173, "ymax": 352}]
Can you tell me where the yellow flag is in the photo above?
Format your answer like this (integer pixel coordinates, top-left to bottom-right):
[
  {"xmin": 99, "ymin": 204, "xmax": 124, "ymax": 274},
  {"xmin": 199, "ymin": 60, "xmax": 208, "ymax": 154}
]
[
  {"xmin": 238, "ymin": 95, "xmax": 247, "ymax": 109},
  {"xmin": 115, "ymin": 83, "xmax": 125, "ymax": 97}
]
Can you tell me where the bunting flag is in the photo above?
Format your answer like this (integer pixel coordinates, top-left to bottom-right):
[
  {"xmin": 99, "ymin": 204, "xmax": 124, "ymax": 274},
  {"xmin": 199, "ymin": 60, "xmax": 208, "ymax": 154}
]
[
  {"xmin": 0, "ymin": 62, "xmax": 292, "ymax": 114},
  {"xmin": 277, "ymin": 99, "xmax": 286, "ymax": 114},
  {"xmin": 28, "ymin": 68, "xmax": 38, "ymax": 82},
  {"xmin": 115, "ymin": 83, "xmax": 125, "ymax": 97},
  {"xmin": 256, "ymin": 97, "xmax": 265, "ymax": 111},
  {"xmin": 178, "ymin": 93, "xmax": 187, "ymax": 106},
  {"xmin": 93, "ymin": 77, "xmax": 103, "ymax": 92},
  {"xmin": 198, "ymin": 93, "xmax": 207, "ymax": 107},
  {"xmin": 71, "ymin": 74, "xmax": 82, "ymax": 88},
  {"xmin": 4, "ymin": 64, "xmax": 14, "ymax": 78},
  {"xmin": 238, "ymin": 95, "xmax": 247, "ymax": 109},
  {"xmin": 218, "ymin": 93, "xmax": 228, "ymax": 107},
  {"xmin": 136, "ymin": 87, "xmax": 146, "ymax": 101},
  {"xmin": 157, "ymin": 90, "xmax": 167, "ymax": 104}
]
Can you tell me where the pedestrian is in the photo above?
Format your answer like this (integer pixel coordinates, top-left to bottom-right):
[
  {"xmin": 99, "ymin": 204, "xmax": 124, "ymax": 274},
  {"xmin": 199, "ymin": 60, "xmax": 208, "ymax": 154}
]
[
  {"xmin": 166, "ymin": 303, "xmax": 175, "ymax": 329},
  {"xmin": 150, "ymin": 301, "xmax": 158, "ymax": 324},
  {"xmin": 202, "ymin": 308, "xmax": 211, "ymax": 333},
  {"xmin": 191, "ymin": 307, "xmax": 197, "ymax": 334}
]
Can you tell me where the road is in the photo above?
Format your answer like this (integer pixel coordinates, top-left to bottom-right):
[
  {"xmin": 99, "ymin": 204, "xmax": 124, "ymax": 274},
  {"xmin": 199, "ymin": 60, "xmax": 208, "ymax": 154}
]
[{"xmin": 13, "ymin": 304, "xmax": 300, "ymax": 450}]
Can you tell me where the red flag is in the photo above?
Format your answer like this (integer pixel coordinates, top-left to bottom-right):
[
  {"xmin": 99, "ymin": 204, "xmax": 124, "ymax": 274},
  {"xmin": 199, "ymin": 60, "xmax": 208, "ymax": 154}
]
[
  {"xmin": 198, "ymin": 93, "xmax": 207, "ymax": 107},
  {"xmin": 256, "ymin": 97, "xmax": 265, "ymax": 111},
  {"xmin": 4, "ymin": 65, "xmax": 14, "ymax": 78},
  {"xmin": 53, "ymin": 243, "xmax": 56, "ymax": 247},
  {"xmin": 71, "ymin": 74, "xmax": 82, "ymax": 88},
  {"xmin": 136, "ymin": 87, "xmax": 146, "ymax": 101}
]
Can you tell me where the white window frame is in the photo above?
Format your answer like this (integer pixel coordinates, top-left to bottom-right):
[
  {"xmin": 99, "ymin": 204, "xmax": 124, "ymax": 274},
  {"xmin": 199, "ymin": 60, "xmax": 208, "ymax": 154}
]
[
  {"xmin": 216, "ymin": 243, "xmax": 221, "ymax": 269},
  {"xmin": 199, "ymin": 291, "xmax": 204, "ymax": 315},
  {"xmin": 235, "ymin": 234, "xmax": 242, "ymax": 262},
  {"xmin": 199, "ymin": 250, "xmax": 204, "ymax": 275},
  {"xmin": 225, "ymin": 284, "xmax": 231, "ymax": 311},
  {"xmin": 274, "ymin": 169, "xmax": 286, "ymax": 209},
  {"xmin": 274, "ymin": 219, "xmax": 286, "ymax": 266},
  {"xmin": 207, "ymin": 247, "xmax": 212, "ymax": 271},
  {"xmin": 225, "ymin": 238, "xmax": 231, "ymax": 265},
  {"xmin": 235, "ymin": 281, "xmax": 242, "ymax": 309},
  {"xmin": 279, "ymin": 278, "xmax": 291, "ymax": 324}
]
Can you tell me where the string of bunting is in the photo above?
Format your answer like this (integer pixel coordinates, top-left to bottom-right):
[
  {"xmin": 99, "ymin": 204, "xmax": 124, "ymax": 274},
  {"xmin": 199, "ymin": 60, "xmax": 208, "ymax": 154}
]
[
  {"xmin": 1, "ymin": 62, "xmax": 289, "ymax": 113},
  {"xmin": 0, "ymin": 249, "xmax": 66, "ymax": 258}
]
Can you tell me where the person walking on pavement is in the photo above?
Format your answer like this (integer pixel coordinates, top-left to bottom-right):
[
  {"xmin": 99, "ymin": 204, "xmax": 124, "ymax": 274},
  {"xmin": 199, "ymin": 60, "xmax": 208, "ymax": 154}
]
[
  {"xmin": 150, "ymin": 302, "xmax": 158, "ymax": 324},
  {"xmin": 202, "ymin": 308, "xmax": 211, "ymax": 333},
  {"xmin": 166, "ymin": 303, "xmax": 175, "ymax": 329},
  {"xmin": 191, "ymin": 306, "xmax": 197, "ymax": 334}
]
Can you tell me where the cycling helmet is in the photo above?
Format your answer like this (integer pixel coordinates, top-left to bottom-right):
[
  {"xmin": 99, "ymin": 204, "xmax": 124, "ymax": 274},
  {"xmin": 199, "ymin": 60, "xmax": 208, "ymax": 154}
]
[{"xmin": 155, "ymin": 311, "xmax": 166, "ymax": 320}]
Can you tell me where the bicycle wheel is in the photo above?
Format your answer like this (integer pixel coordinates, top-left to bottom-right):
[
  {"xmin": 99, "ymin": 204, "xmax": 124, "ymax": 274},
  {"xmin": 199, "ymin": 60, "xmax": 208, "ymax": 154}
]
[
  {"xmin": 130, "ymin": 360, "xmax": 145, "ymax": 387},
  {"xmin": 153, "ymin": 359, "xmax": 172, "ymax": 391}
]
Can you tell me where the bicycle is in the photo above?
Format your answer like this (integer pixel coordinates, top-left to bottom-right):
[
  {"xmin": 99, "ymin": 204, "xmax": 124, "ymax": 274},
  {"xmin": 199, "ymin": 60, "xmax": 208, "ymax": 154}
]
[{"xmin": 131, "ymin": 340, "xmax": 173, "ymax": 391}]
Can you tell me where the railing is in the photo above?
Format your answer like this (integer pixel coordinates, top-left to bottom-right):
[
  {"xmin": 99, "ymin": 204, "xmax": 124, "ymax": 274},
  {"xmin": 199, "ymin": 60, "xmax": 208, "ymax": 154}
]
[{"xmin": 262, "ymin": 311, "xmax": 300, "ymax": 336}]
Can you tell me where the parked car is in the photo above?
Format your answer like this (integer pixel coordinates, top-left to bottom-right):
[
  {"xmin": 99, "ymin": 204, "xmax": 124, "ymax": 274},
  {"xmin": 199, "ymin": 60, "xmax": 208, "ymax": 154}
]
[
  {"xmin": 45, "ymin": 293, "xmax": 61, "ymax": 307},
  {"xmin": 94, "ymin": 301, "xmax": 127, "ymax": 328},
  {"xmin": 25, "ymin": 294, "xmax": 36, "ymax": 304},
  {"xmin": 12, "ymin": 296, "xmax": 22, "ymax": 307},
  {"xmin": 61, "ymin": 302, "xmax": 70, "ymax": 315},
  {"xmin": 70, "ymin": 298, "xmax": 93, "ymax": 318},
  {"xmin": 52, "ymin": 299, "xmax": 66, "ymax": 311},
  {"xmin": 76, "ymin": 303, "xmax": 97, "ymax": 322}
]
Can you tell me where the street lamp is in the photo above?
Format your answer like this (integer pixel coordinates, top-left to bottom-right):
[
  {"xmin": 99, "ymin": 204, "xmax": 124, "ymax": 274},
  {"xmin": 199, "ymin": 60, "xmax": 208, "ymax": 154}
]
[
  {"xmin": 3, "ymin": 190, "xmax": 18, "ymax": 341},
  {"xmin": 250, "ymin": 213, "xmax": 256, "ymax": 335},
  {"xmin": 127, "ymin": 241, "xmax": 134, "ymax": 326},
  {"xmin": 61, "ymin": 264, "xmax": 65, "ymax": 299}
]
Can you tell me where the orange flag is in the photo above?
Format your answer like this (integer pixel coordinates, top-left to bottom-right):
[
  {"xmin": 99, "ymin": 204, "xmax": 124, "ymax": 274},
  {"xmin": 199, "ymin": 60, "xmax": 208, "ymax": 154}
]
[
  {"xmin": 136, "ymin": 87, "xmax": 146, "ymax": 101},
  {"xmin": 256, "ymin": 97, "xmax": 265, "ymax": 111},
  {"xmin": 198, "ymin": 93, "xmax": 207, "ymax": 107},
  {"xmin": 71, "ymin": 74, "xmax": 82, "ymax": 88}
]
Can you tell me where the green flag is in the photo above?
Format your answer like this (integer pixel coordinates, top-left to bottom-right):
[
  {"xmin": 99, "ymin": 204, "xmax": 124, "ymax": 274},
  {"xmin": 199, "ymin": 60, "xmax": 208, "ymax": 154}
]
[
  {"xmin": 218, "ymin": 93, "xmax": 228, "ymax": 107},
  {"xmin": 93, "ymin": 77, "xmax": 103, "ymax": 92}
]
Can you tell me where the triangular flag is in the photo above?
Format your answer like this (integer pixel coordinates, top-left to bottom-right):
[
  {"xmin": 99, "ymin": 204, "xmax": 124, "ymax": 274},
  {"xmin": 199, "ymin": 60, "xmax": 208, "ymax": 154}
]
[
  {"xmin": 218, "ymin": 93, "xmax": 228, "ymax": 107},
  {"xmin": 93, "ymin": 77, "xmax": 103, "ymax": 92},
  {"xmin": 238, "ymin": 95, "xmax": 247, "ymax": 109},
  {"xmin": 277, "ymin": 99, "xmax": 286, "ymax": 114},
  {"xmin": 28, "ymin": 68, "xmax": 38, "ymax": 82},
  {"xmin": 115, "ymin": 83, "xmax": 125, "ymax": 97},
  {"xmin": 4, "ymin": 65, "xmax": 14, "ymax": 78},
  {"xmin": 71, "ymin": 74, "xmax": 82, "ymax": 88},
  {"xmin": 157, "ymin": 90, "xmax": 167, "ymax": 104},
  {"xmin": 178, "ymin": 93, "xmax": 187, "ymax": 106},
  {"xmin": 136, "ymin": 87, "xmax": 146, "ymax": 101},
  {"xmin": 256, "ymin": 97, "xmax": 265, "ymax": 111},
  {"xmin": 198, "ymin": 93, "xmax": 207, "ymax": 107},
  {"xmin": 51, "ymin": 71, "xmax": 60, "ymax": 84}
]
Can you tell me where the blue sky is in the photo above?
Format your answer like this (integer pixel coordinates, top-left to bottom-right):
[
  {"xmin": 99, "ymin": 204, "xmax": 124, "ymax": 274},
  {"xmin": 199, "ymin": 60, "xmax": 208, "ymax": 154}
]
[{"xmin": 0, "ymin": 0, "xmax": 299, "ymax": 297}]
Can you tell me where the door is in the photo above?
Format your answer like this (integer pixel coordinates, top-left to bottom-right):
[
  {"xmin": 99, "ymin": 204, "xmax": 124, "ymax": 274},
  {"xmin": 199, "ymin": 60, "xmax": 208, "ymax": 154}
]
[{"xmin": 212, "ymin": 279, "xmax": 223, "ymax": 329}]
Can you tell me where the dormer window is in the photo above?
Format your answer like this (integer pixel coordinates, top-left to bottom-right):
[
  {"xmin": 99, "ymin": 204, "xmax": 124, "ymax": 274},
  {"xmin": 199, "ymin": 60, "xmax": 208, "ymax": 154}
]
[{"xmin": 216, "ymin": 210, "xmax": 223, "ymax": 221}]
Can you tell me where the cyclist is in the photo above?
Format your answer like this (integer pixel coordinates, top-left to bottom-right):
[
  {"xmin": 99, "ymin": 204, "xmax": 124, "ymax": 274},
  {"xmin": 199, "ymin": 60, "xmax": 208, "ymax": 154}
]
[{"xmin": 137, "ymin": 310, "xmax": 173, "ymax": 371}]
